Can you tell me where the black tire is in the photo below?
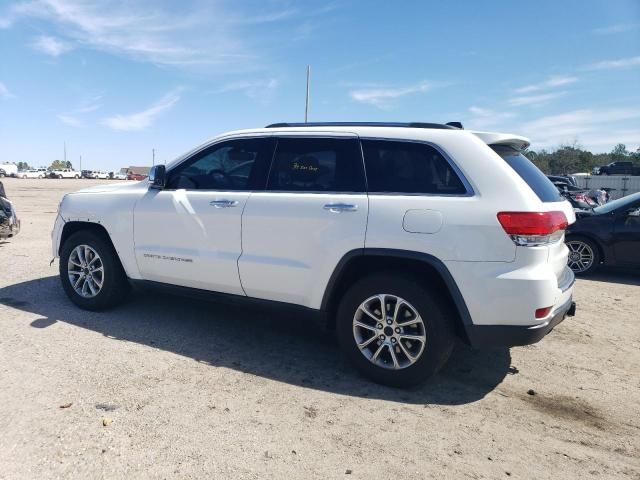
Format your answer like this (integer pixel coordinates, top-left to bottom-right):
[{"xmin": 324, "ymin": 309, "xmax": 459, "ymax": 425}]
[
  {"xmin": 566, "ymin": 236, "xmax": 600, "ymax": 276},
  {"xmin": 336, "ymin": 273, "xmax": 455, "ymax": 387},
  {"xmin": 59, "ymin": 230, "xmax": 130, "ymax": 310}
]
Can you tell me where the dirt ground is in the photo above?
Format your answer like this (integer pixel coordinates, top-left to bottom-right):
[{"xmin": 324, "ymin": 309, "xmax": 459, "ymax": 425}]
[{"xmin": 1, "ymin": 178, "xmax": 639, "ymax": 479}]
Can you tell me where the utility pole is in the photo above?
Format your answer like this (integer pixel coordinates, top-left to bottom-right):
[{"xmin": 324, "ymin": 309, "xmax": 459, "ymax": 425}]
[
  {"xmin": 152, "ymin": 148, "xmax": 155, "ymax": 167},
  {"xmin": 304, "ymin": 65, "xmax": 311, "ymax": 123},
  {"xmin": 79, "ymin": 155, "xmax": 82, "ymax": 172},
  {"xmin": 64, "ymin": 141, "xmax": 67, "ymax": 163}
]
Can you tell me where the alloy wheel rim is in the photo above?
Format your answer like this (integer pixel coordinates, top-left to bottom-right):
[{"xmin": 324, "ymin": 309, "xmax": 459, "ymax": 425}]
[
  {"xmin": 352, "ymin": 294, "xmax": 427, "ymax": 370},
  {"xmin": 67, "ymin": 245, "xmax": 104, "ymax": 298},
  {"xmin": 566, "ymin": 241, "xmax": 594, "ymax": 273}
]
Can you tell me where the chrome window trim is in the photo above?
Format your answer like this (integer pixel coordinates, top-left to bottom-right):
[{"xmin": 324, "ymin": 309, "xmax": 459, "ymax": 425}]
[{"xmin": 359, "ymin": 136, "xmax": 476, "ymax": 197}]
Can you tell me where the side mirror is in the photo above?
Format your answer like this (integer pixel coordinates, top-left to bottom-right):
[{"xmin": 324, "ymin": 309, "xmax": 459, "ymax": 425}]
[{"xmin": 149, "ymin": 165, "xmax": 166, "ymax": 189}]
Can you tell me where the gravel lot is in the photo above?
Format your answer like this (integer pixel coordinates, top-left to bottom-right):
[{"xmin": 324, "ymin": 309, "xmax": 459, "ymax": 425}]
[{"xmin": 1, "ymin": 178, "xmax": 639, "ymax": 479}]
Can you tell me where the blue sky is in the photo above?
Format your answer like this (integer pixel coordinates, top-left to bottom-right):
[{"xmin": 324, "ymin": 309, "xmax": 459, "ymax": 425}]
[{"xmin": 0, "ymin": 0, "xmax": 639, "ymax": 170}]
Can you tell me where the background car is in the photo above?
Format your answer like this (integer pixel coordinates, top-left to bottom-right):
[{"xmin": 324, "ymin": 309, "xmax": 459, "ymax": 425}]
[
  {"xmin": 0, "ymin": 181, "xmax": 20, "ymax": 239},
  {"xmin": 593, "ymin": 161, "xmax": 640, "ymax": 176},
  {"xmin": 127, "ymin": 172, "xmax": 147, "ymax": 181},
  {"xmin": 92, "ymin": 171, "xmax": 110, "ymax": 179},
  {"xmin": 0, "ymin": 164, "xmax": 18, "ymax": 178},
  {"xmin": 565, "ymin": 192, "xmax": 640, "ymax": 274},
  {"xmin": 19, "ymin": 168, "xmax": 47, "ymax": 179}
]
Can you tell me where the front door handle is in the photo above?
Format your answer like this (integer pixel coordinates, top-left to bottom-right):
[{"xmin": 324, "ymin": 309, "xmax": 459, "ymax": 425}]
[
  {"xmin": 323, "ymin": 203, "xmax": 358, "ymax": 213},
  {"xmin": 209, "ymin": 199, "xmax": 239, "ymax": 208}
]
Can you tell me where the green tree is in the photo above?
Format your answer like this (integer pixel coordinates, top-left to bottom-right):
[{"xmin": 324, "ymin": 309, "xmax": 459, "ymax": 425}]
[
  {"xmin": 610, "ymin": 143, "xmax": 629, "ymax": 162},
  {"xmin": 50, "ymin": 160, "xmax": 67, "ymax": 170},
  {"xmin": 17, "ymin": 161, "xmax": 31, "ymax": 171}
]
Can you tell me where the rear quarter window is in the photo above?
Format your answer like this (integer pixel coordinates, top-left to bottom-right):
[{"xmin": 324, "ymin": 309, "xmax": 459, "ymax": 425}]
[
  {"xmin": 491, "ymin": 145, "xmax": 562, "ymax": 203},
  {"xmin": 361, "ymin": 139, "xmax": 467, "ymax": 195}
]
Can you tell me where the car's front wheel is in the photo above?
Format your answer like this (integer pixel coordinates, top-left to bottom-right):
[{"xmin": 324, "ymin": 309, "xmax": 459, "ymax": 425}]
[
  {"xmin": 336, "ymin": 273, "xmax": 455, "ymax": 387},
  {"xmin": 59, "ymin": 230, "xmax": 130, "ymax": 310},
  {"xmin": 566, "ymin": 236, "xmax": 600, "ymax": 275}
]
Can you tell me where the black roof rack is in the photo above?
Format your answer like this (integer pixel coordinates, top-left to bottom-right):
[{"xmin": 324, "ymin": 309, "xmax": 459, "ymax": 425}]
[{"xmin": 265, "ymin": 122, "xmax": 463, "ymax": 130}]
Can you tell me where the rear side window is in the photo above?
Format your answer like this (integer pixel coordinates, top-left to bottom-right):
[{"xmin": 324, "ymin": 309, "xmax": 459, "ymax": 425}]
[
  {"xmin": 267, "ymin": 137, "xmax": 365, "ymax": 192},
  {"xmin": 491, "ymin": 145, "xmax": 562, "ymax": 203},
  {"xmin": 361, "ymin": 140, "xmax": 467, "ymax": 195}
]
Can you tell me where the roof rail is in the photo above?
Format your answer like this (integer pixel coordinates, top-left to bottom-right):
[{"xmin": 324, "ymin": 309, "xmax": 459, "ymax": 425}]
[{"xmin": 264, "ymin": 122, "xmax": 462, "ymax": 130}]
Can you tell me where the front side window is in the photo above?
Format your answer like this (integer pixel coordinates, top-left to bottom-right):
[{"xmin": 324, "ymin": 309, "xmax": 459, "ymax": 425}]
[
  {"xmin": 166, "ymin": 138, "xmax": 274, "ymax": 190},
  {"xmin": 361, "ymin": 139, "xmax": 467, "ymax": 195},
  {"xmin": 267, "ymin": 137, "xmax": 365, "ymax": 192}
]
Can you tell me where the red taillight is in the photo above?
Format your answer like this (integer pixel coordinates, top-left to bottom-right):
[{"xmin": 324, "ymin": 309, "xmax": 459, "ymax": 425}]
[
  {"xmin": 535, "ymin": 306, "xmax": 552, "ymax": 319},
  {"xmin": 497, "ymin": 211, "xmax": 568, "ymax": 236},
  {"xmin": 575, "ymin": 194, "xmax": 586, "ymax": 201},
  {"xmin": 497, "ymin": 211, "xmax": 568, "ymax": 247}
]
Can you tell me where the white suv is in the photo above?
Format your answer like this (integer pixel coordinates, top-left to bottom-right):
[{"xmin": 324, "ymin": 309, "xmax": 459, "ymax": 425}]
[{"xmin": 52, "ymin": 122, "xmax": 577, "ymax": 386}]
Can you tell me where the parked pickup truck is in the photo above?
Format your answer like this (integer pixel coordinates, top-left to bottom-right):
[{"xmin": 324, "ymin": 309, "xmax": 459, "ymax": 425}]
[
  {"xmin": 0, "ymin": 164, "xmax": 18, "ymax": 178},
  {"xmin": 593, "ymin": 161, "xmax": 640, "ymax": 176},
  {"xmin": 50, "ymin": 169, "xmax": 82, "ymax": 179}
]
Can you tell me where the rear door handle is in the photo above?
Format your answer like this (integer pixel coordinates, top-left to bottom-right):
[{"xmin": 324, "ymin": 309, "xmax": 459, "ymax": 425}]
[
  {"xmin": 323, "ymin": 203, "xmax": 358, "ymax": 213},
  {"xmin": 209, "ymin": 199, "xmax": 239, "ymax": 208}
]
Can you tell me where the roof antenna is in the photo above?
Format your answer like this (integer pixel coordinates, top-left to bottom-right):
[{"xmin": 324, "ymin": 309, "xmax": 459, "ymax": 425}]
[{"xmin": 304, "ymin": 65, "xmax": 311, "ymax": 123}]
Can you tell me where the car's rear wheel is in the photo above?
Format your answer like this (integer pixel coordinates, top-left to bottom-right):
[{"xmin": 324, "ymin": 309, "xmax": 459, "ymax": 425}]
[
  {"xmin": 566, "ymin": 236, "xmax": 600, "ymax": 275},
  {"xmin": 336, "ymin": 273, "xmax": 455, "ymax": 387},
  {"xmin": 59, "ymin": 230, "xmax": 130, "ymax": 310}
]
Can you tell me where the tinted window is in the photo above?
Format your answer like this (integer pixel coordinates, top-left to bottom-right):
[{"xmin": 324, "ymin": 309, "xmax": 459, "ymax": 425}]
[
  {"xmin": 267, "ymin": 137, "xmax": 365, "ymax": 192},
  {"xmin": 361, "ymin": 140, "xmax": 466, "ymax": 195},
  {"xmin": 491, "ymin": 145, "xmax": 562, "ymax": 203},
  {"xmin": 167, "ymin": 138, "xmax": 273, "ymax": 190}
]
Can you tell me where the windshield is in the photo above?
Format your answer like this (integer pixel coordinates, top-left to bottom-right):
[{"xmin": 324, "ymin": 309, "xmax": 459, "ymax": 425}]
[{"xmin": 594, "ymin": 192, "xmax": 640, "ymax": 214}]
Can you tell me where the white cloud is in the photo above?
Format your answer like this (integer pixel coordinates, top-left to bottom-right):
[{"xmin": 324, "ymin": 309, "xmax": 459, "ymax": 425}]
[
  {"xmin": 31, "ymin": 35, "xmax": 73, "ymax": 56},
  {"xmin": 0, "ymin": 81, "xmax": 14, "ymax": 99},
  {"xmin": 585, "ymin": 55, "xmax": 640, "ymax": 71},
  {"xmin": 508, "ymin": 91, "xmax": 566, "ymax": 107},
  {"xmin": 102, "ymin": 90, "xmax": 180, "ymax": 131},
  {"xmin": 349, "ymin": 81, "xmax": 433, "ymax": 108},
  {"xmin": 521, "ymin": 108, "xmax": 640, "ymax": 150},
  {"xmin": 213, "ymin": 79, "xmax": 278, "ymax": 103},
  {"xmin": 514, "ymin": 75, "xmax": 578, "ymax": 94},
  {"xmin": 593, "ymin": 23, "xmax": 640, "ymax": 35},
  {"xmin": 7, "ymin": 0, "xmax": 332, "ymax": 71},
  {"xmin": 57, "ymin": 114, "xmax": 82, "ymax": 126},
  {"xmin": 57, "ymin": 95, "xmax": 103, "ymax": 127},
  {"xmin": 466, "ymin": 106, "xmax": 517, "ymax": 130}
]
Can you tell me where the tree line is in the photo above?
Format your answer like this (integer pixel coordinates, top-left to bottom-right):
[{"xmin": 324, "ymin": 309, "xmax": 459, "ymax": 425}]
[
  {"xmin": 524, "ymin": 143, "xmax": 640, "ymax": 175},
  {"xmin": 16, "ymin": 160, "xmax": 74, "ymax": 171}
]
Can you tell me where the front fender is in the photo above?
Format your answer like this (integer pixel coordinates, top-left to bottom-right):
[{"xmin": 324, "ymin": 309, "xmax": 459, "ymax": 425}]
[{"xmin": 56, "ymin": 189, "xmax": 144, "ymax": 279}]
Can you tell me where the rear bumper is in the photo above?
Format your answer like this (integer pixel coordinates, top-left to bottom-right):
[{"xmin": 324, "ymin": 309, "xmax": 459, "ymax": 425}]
[{"xmin": 465, "ymin": 297, "xmax": 576, "ymax": 348}]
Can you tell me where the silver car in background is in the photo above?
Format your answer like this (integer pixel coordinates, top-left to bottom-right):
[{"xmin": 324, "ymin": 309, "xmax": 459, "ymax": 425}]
[{"xmin": 0, "ymin": 181, "xmax": 20, "ymax": 239}]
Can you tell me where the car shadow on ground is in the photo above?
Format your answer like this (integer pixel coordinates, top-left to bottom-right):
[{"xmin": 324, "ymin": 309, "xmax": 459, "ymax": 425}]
[
  {"xmin": 578, "ymin": 268, "xmax": 640, "ymax": 286},
  {"xmin": 0, "ymin": 276, "xmax": 512, "ymax": 405}
]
